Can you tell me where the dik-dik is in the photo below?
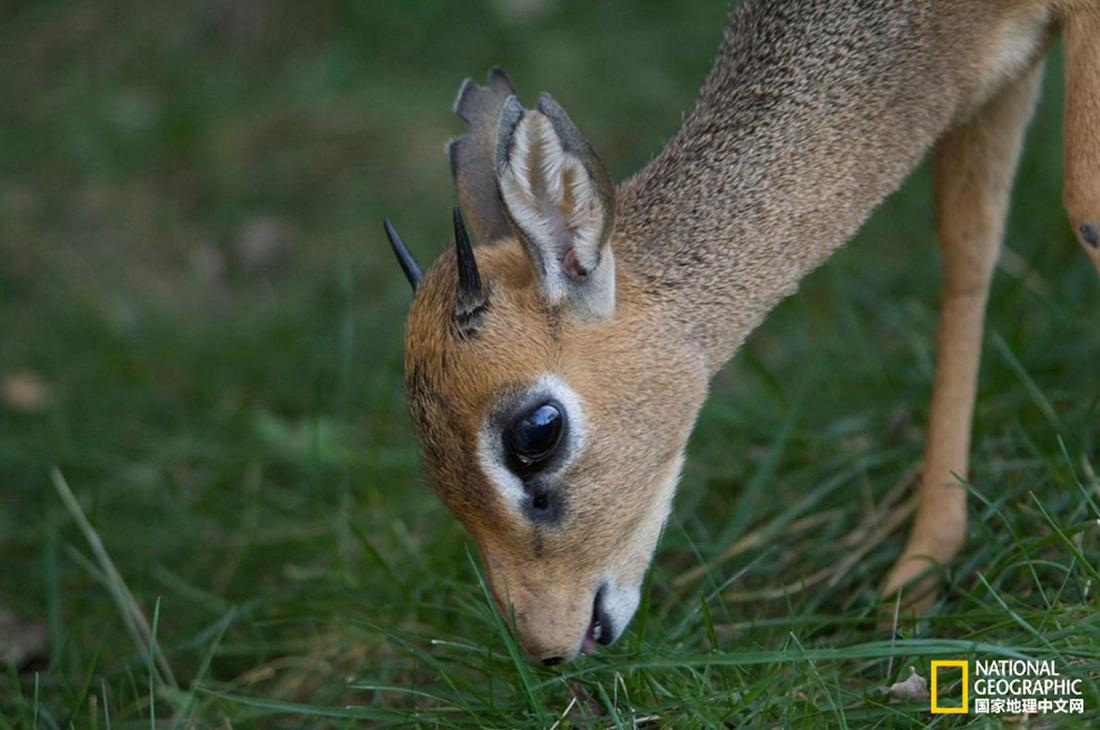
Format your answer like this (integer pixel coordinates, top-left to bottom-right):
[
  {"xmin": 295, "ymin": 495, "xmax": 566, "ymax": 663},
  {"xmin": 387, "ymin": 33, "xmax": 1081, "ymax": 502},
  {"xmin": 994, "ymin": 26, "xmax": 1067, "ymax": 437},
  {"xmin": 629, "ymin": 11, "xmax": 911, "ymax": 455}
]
[{"xmin": 384, "ymin": 0, "xmax": 1100, "ymax": 665}]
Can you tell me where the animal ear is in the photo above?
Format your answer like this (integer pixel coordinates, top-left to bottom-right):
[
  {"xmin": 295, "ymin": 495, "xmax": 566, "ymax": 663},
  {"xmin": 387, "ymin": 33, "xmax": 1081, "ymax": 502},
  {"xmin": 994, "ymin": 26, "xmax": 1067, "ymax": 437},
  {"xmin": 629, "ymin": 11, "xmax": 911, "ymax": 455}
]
[
  {"xmin": 496, "ymin": 93, "xmax": 617, "ymax": 321},
  {"xmin": 449, "ymin": 67, "xmax": 517, "ymax": 244}
]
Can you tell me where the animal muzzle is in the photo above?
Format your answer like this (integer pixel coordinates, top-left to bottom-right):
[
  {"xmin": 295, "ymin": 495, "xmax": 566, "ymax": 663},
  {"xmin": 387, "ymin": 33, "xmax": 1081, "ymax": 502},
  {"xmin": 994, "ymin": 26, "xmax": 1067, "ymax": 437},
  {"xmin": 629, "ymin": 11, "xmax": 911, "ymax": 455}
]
[{"xmin": 510, "ymin": 582, "xmax": 632, "ymax": 666}]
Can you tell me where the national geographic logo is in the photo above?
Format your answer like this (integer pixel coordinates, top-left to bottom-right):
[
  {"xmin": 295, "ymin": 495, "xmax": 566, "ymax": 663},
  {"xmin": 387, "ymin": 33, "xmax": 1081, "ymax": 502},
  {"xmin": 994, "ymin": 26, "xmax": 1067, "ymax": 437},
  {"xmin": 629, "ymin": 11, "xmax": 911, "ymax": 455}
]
[
  {"xmin": 930, "ymin": 660, "xmax": 968, "ymax": 714},
  {"xmin": 930, "ymin": 659, "xmax": 1085, "ymax": 716}
]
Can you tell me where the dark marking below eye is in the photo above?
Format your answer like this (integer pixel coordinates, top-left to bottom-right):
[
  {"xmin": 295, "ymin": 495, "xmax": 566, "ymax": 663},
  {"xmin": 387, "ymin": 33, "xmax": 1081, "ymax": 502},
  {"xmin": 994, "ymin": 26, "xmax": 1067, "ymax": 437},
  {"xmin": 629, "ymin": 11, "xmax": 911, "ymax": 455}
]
[
  {"xmin": 523, "ymin": 489, "xmax": 565, "ymax": 526},
  {"xmin": 1079, "ymin": 221, "xmax": 1099, "ymax": 249}
]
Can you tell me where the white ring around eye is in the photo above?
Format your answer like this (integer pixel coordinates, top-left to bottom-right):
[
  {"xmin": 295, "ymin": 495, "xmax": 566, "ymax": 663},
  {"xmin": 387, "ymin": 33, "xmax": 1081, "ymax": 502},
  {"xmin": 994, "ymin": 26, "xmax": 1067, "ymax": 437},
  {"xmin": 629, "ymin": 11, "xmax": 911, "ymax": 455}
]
[{"xmin": 476, "ymin": 373, "xmax": 586, "ymax": 513}]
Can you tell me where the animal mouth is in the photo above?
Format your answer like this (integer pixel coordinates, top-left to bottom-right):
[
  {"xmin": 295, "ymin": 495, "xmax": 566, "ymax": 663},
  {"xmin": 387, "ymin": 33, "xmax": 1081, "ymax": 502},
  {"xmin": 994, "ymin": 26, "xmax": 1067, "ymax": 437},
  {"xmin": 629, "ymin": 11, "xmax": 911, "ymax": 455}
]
[
  {"xmin": 580, "ymin": 586, "xmax": 611, "ymax": 655},
  {"xmin": 581, "ymin": 616, "xmax": 603, "ymax": 655}
]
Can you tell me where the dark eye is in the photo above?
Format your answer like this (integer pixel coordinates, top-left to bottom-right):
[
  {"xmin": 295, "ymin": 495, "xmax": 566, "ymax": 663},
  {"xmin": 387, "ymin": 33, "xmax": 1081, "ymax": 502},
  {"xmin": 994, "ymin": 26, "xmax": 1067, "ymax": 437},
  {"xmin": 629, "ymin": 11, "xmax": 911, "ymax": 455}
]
[{"xmin": 506, "ymin": 402, "xmax": 564, "ymax": 473}]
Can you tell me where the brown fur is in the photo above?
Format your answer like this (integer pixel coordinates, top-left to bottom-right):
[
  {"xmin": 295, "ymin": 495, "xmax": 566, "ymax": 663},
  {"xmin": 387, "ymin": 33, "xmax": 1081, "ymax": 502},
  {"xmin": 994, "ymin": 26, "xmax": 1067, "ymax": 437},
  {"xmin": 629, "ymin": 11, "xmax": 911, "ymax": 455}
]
[
  {"xmin": 406, "ymin": 243, "xmax": 707, "ymax": 658},
  {"xmin": 396, "ymin": 0, "xmax": 1097, "ymax": 662}
]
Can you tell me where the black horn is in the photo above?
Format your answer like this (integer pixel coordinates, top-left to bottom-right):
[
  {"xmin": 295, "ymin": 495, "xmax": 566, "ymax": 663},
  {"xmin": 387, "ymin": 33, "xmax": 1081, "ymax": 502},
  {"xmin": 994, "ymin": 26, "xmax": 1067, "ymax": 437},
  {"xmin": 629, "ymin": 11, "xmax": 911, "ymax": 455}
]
[
  {"xmin": 453, "ymin": 206, "xmax": 486, "ymax": 331},
  {"xmin": 453, "ymin": 206, "xmax": 483, "ymax": 301},
  {"xmin": 383, "ymin": 218, "xmax": 424, "ymax": 289}
]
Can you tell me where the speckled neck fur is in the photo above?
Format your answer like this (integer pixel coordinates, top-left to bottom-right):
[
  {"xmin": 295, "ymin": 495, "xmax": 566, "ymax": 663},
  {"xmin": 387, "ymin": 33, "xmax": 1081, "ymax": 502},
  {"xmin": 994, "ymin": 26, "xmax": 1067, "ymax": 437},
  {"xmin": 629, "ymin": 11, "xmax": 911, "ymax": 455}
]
[{"xmin": 615, "ymin": 0, "xmax": 1043, "ymax": 373}]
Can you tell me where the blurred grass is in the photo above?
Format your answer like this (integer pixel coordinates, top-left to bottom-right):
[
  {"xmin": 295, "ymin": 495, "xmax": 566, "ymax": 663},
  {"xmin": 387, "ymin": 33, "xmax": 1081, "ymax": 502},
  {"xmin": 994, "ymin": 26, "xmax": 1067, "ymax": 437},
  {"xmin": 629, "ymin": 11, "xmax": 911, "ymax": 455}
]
[{"xmin": 1, "ymin": 0, "xmax": 1098, "ymax": 727}]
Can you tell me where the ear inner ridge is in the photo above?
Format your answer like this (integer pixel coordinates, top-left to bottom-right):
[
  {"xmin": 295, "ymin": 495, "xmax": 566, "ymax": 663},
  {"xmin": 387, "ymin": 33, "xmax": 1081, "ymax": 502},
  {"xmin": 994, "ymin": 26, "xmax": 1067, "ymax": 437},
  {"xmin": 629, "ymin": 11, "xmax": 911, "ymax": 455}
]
[{"xmin": 498, "ymin": 108, "xmax": 607, "ymax": 303}]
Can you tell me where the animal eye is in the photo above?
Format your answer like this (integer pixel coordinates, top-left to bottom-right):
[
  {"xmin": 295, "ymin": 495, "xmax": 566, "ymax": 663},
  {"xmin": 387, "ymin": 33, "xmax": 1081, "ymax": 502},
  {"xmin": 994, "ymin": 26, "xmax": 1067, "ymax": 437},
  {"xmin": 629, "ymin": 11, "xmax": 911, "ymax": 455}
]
[{"xmin": 506, "ymin": 402, "xmax": 564, "ymax": 473}]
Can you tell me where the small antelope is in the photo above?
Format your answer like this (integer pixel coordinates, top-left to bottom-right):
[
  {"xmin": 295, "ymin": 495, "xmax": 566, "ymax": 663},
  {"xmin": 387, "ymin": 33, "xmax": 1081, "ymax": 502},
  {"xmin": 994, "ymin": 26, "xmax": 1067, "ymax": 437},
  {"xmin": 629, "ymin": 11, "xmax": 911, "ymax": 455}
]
[{"xmin": 384, "ymin": 0, "xmax": 1100, "ymax": 665}]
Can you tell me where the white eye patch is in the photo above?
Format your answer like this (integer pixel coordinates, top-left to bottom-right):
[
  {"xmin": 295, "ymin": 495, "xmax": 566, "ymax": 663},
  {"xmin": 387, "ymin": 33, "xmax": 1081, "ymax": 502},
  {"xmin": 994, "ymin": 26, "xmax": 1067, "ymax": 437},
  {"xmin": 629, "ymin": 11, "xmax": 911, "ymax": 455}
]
[{"xmin": 476, "ymin": 373, "xmax": 586, "ymax": 513}]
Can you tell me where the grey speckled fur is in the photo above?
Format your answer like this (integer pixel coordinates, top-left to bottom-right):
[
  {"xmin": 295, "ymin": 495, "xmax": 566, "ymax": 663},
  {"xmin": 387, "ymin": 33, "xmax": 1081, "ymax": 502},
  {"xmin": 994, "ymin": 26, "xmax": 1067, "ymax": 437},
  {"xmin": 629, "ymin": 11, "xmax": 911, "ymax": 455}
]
[{"xmin": 616, "ymin": 0, "xmax": 1045, "ymax": 372}]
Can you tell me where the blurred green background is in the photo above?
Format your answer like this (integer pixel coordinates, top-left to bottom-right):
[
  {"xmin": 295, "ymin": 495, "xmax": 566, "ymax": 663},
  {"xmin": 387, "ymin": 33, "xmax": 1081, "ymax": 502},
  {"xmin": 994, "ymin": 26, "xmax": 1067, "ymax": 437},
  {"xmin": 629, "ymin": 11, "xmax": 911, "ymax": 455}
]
[{"xmin": 2, "ymin": 0, "xmax": 1098, "ymax": 726}]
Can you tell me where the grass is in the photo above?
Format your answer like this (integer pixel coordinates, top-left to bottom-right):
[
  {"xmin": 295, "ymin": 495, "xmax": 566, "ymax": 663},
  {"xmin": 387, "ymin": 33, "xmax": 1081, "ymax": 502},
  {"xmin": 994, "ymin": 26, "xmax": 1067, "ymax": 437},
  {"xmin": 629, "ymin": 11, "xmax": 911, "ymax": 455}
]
[{"xmin": 2, "ymin": 0, "xmax": 1098, "ymax": 726}]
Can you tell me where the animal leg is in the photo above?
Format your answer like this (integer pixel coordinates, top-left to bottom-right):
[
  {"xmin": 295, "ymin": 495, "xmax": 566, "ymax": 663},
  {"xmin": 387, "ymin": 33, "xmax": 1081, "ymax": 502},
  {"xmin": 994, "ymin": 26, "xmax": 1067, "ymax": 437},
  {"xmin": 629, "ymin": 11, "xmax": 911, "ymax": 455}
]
[{"xmin": 881, "ymin": 65, "xmax": 1043, "ymax": 614}]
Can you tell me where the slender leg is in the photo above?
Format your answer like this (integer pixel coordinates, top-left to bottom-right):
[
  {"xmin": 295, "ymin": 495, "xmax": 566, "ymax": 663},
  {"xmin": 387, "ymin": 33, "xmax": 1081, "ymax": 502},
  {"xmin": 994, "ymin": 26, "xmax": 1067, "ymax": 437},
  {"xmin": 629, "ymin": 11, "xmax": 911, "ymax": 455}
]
[
  {"xmin": 881, "ymin": 65, "xmax": 1043, "ymax": 613},
  {"xmin": 1064, "ymin": 3, "xmax": 1100, "ymax": 275}
]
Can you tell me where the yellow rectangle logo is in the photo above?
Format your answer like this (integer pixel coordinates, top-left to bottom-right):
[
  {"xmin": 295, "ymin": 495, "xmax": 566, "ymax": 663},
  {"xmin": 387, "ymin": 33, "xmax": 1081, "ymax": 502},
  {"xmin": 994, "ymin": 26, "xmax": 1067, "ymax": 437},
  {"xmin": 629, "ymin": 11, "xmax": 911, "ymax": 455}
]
[{"xmin": 930, "ymin": 660, "xmax": 969, "ymax": 714}]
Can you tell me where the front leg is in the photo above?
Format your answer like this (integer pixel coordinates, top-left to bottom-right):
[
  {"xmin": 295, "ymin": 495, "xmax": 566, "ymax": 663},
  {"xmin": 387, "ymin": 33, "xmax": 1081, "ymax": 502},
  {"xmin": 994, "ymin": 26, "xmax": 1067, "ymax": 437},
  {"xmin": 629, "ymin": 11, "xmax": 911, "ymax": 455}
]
[{"xmin": 881, "ymin": 65, "xmax": 1043, "ymax": 613}]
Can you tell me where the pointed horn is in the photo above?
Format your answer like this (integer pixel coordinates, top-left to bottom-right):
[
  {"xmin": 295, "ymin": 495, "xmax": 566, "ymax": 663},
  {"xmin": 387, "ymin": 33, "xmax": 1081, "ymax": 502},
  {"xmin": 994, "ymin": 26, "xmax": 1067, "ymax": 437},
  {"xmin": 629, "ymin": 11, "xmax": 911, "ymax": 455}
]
[
  {"xmin": 383, "ymin": 218, "xmax": 424, "ymax": 289},
  {"xmin": 453, "ymin": 206, "xmax": 482, "ymax": 300},
  {"xmin": 453, "ymin": 206, "xmax": 487, "ymax": 332}
]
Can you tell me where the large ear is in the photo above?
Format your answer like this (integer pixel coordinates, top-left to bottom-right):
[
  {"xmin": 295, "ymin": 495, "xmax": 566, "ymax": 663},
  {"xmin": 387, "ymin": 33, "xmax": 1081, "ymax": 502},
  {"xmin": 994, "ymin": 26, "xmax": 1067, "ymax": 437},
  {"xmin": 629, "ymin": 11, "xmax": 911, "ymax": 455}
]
[
  {"xmin": 448, "ymin": 68, "xmax": 517, "ymax": 244},
  {"xmin": 496, "ymin": 93, "xmax": 617, "ymax": 321}
]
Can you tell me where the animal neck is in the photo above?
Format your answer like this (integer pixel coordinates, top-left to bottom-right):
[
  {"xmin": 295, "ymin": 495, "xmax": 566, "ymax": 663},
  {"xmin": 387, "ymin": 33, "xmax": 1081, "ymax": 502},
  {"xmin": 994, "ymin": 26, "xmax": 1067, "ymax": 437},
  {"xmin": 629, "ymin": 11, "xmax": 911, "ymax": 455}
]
[{"xmin": 614, "ymin": 0, "xmax": 964, "ymax": 373}]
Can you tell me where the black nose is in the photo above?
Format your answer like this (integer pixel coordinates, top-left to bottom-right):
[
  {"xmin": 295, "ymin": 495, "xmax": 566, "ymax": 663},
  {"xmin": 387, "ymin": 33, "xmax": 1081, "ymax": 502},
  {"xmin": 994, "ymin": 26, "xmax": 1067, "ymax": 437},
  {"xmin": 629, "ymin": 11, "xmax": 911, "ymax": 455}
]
[{"xmin": 541, "ymin": 656, "xmax": 564, "ymax": 667}]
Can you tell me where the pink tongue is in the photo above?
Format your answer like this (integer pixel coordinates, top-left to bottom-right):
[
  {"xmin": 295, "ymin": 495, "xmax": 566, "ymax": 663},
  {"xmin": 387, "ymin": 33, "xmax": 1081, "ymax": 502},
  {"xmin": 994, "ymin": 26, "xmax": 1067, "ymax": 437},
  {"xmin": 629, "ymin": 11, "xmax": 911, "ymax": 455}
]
[{"xmin": 581, "ymin": 620, "xmax": 600, "ymax": 655}]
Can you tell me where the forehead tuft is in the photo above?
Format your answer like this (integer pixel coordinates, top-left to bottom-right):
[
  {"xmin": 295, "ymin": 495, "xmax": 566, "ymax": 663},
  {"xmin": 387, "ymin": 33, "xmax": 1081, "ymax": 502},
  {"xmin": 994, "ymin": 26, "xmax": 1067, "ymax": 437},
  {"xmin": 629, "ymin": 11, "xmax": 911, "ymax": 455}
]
[{"xmin": 404, "ymin": 238, "xmax": 551, "ymax": 386}]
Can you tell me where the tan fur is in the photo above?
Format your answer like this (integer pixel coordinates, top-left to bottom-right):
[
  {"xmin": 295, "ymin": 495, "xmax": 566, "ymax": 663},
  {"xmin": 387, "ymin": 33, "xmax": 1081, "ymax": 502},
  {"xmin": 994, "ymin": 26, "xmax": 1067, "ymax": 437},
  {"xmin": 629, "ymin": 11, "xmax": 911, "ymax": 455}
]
[{"xmin": 396, "ymin": 0, "xmax": 1097, "ymax": 662}]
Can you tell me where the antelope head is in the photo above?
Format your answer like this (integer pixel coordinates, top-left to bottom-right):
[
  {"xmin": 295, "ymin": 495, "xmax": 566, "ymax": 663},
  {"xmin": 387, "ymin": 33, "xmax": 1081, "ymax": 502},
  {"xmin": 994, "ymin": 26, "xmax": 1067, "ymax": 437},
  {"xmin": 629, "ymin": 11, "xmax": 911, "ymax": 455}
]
[{"xmin": 387, "ymin": 69, "xmax": 708, "ymax": 664}]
